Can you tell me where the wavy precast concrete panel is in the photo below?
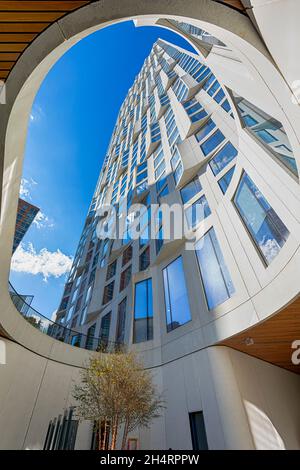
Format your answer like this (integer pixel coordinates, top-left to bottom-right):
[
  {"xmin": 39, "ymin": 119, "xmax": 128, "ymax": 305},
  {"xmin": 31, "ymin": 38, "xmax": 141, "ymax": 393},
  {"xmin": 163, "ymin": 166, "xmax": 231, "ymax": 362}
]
[
  {"xmin": 0, "ymin": 338, "xmax": 90, "ymax": 450},
  {"xmin": 0, "ymin": 339, "xmax": 48, "ymax": 450},
  {"xmin": 249, "ymin": 0, "xmax": 300, "ymax": 103},
  {"xmin": 23, "ymin": 358, "xmax": 83, "ymax": 450},
  {"xmin": 227, "ymin": 347, "xmax": 300, "ymax": 449},
  {"xmin": 206, "ymin": 347, "xmax": 256, "ymax": 449}
]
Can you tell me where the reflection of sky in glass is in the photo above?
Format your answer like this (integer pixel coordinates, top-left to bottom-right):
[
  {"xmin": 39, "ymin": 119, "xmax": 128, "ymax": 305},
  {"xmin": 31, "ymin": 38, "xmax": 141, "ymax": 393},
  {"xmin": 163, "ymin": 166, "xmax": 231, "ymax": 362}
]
[
  {"xmin": 134, "ymin": 279, "xmax": 153, "ymax": 319},
  {"xmin": 234, "ymin": 173, "xmax": 289, "ymax": 265},
  {"xmin": 209, "ymin": 142, "xmax": 237, "ymax": 176},
  {"xmin": 196, "ymin": 228, "xmax": 235, "ymax": 310},
  {"xmin": 201, "ymin": 129, "xmax": 225, "ymax": 156},
  {"xmin": 163, "ymin": 256, "xmax": 192, "ymax": 332},
  {"xmin": 180, "ymin": 177, "xmax": 202, "ymax": 204},
  {"xmin": 185, "ymin": 195, "xmax": 211, "ymax": 229},
  {"xmin": 218, "ymin": 165, "xmax": 235, "ymax": 194},
  {"xmin": 196, "ymin": 118, "xmax": 216, "ymax": 143}
]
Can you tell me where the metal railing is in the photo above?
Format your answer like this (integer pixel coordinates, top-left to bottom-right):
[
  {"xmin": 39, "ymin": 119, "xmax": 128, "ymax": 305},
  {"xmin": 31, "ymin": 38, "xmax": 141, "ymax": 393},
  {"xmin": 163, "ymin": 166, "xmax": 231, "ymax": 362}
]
[{"xmin": 8, "ymin": 282, "xmax": 121, "ymax": 353}]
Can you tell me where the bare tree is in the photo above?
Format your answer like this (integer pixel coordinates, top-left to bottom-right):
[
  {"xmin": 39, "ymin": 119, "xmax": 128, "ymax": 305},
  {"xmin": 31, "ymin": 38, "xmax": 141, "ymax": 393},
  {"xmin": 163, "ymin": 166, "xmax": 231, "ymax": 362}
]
[{"xmin": 72, "ymin": 350, "xmax": 164, "ymax": 450}]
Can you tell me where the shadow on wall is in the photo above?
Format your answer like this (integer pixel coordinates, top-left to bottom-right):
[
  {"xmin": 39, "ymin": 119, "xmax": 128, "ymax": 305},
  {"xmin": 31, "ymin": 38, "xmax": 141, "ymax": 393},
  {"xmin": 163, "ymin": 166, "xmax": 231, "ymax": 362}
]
[{"xmin": 244, "ymin": 401, "xmax": 285, "ymax": 450}]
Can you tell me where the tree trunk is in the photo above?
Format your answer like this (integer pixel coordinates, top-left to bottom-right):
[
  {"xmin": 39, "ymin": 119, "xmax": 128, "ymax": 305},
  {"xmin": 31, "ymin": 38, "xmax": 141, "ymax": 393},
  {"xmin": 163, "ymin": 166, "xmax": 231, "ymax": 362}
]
[
  {"xmin": 110, "ymin": 416, "xmax": 119, "ymax": 450},
  {"xmin": 102, "ymin": 419, "xmax": 110, "ymax": 450},
  {"xmin": 97, "ymin": 419, "xmax": 103, "ymax": 450},
  {"xmin": 121, "ymin": 418, "xmax": 129, "ymax": 450}
]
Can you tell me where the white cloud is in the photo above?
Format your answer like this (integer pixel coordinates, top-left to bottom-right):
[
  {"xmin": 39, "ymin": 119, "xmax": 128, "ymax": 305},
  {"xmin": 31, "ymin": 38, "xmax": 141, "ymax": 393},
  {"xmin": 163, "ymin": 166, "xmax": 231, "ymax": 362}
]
[
  {"xmin": 33, "ymin": 211, "xmax": 54, "ymax": 229},
  {"xmin": 51, "ymin": 309, "xmax": 58, "ymax": 322},
  {"xmin": 11, "ymin": 242, "xmax": 73, "ymax": 282},
  {"xmin": 19, "ymin": 177, "xmax": 37, "ymax": 200},
  {"xmin": 29, "ymin": 104, "xmax": 45, "ymax": 123}
]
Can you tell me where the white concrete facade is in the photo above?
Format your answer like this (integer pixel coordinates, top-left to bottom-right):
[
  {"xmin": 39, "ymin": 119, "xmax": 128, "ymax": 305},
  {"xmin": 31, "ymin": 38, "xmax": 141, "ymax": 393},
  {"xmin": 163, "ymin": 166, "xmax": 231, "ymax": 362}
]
[{"xmin": 0, "ymin": 0, "xmax": 300, "ymax": 450}]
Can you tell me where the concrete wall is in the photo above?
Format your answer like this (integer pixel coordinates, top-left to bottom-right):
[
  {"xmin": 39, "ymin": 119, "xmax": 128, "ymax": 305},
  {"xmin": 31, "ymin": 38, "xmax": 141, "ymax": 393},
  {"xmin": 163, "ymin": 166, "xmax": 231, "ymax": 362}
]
[
  {"xmin": 0, "ymin": 338, "xmax": 92, "ymax": 450},
  {"xmin": 1, "ymin": 337, "xmax": 299, "ymax": 450}
]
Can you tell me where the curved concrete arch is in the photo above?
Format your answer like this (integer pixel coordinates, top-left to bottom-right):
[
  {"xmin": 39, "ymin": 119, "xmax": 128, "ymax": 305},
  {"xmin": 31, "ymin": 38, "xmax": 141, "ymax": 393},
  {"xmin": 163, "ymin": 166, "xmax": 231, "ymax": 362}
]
[
  {"xmin": 0, "ymin": 0, "xmax": 300, "ymax": 452},
  {"xmin": 0, "ymin": 0, "xmax": 273, "ymax": 363}
]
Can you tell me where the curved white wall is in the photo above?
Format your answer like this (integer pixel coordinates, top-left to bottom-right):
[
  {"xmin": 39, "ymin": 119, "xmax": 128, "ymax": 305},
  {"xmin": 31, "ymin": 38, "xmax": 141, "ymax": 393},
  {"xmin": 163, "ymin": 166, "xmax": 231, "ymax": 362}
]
[{"xmin": 0, "ymin": 0, "xmax": 300, "ymax": 450}]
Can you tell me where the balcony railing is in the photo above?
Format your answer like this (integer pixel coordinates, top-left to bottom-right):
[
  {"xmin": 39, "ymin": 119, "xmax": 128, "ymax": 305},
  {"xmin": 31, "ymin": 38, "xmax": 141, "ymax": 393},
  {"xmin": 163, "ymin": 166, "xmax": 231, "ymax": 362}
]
[{"xmin": 8, "ymin": 282, "xmax": 121, "ymax": 353}]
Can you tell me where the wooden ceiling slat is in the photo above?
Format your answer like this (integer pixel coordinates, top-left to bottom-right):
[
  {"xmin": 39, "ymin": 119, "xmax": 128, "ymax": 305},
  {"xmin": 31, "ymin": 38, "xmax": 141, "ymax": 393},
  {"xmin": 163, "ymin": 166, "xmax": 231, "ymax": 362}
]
[
  {"xmin": 0, "ymin": 44, "xmax": 27, "ymax": 52},
  {"xmin": 0, "ymin": 1, "xmax": 89, "ymax": 11},
  {"xmin": 0, "ymin": 70, "xmax": 9, "ymax": 78},
  {"xmin": 0, "ymin": 22, "xmax": 50, "ymax": 33},
  {"xmin": 221, "ymin": 298, "xmax": 300, "ymax": 374},
  {"xmin": 0, "ymin": 33, "xmax": 38, "ymax": 42},
  {"xmin": 0, "ymin": 12, "xmax": 66, "ymax": 22},
  {"xmin": 0, "ymin": 52, "xmax": 20, "ymax": 60},
  {"xmin": 0, "ymin": 61, "xmax": 15, "ymax": 70},
  {"xmin": 215, "ymin": 0, "xmax": 245, "ymax": 11}
]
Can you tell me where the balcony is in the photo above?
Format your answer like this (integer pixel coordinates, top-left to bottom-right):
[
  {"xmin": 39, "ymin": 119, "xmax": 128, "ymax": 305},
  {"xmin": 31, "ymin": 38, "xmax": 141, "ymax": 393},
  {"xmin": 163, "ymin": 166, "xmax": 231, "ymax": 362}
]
[
  {"xmin": 172, "ymin": 138, "xmax": 207, "ymax": 189},
  {"xmin": 145, "ymin": 122, "xmax": 161, "ymax": 158},
  {"xmin": 132, "ymin": 118, "xmax": 142, "ymax": 142},
  {"xmin": 8, "ymin": 283, "xmax": 121, "ymax": 352},
  {"xmin": 160, "ymin": 69, "xmax": 176, "ymax": 91}
]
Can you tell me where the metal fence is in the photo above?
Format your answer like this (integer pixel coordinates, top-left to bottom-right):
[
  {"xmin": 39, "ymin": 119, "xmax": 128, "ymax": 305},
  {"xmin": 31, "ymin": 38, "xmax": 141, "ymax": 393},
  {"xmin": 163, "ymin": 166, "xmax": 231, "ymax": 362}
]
[{"xmin": 8, "ymin": 282, "xmax": 121, "ymax": 353}]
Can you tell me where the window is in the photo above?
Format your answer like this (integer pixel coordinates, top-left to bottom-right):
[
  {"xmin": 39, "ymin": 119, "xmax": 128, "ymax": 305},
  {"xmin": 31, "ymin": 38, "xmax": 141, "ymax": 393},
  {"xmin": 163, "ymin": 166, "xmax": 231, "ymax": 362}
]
[
  {"xmin": 116, "ymin": 297, "xmax": 127, "ymax": 344},
  {"xmin": 102, "ymin": 281, "xmax": 114, "ymax": 305},
  {"xmin": 156, "ymin": 226, "xmax": 164, "ymax": 254},
  {"xmin": 243, "ymin": 114, "xmax": 258, "ymax": 127},
  {"xmin": 200, "ymin": 129, "xmax": 225, "ymax": 156},
  {"xmin": 122, "ymin": 245, "xmax": 132, "ymax": 266},
  {"xmin": 234, "ymin": 93, "xmax": 298, "ymax": 176},
  {"xmin": 106, "ymin": 260, "xmax": 117, "ymax": 280},
  {"xmin": 85, "ymin": 324, "xmax": 96, "ymax": 350},
  {"xmin": 195, "ymin": 228, "xmax": 235, "ymax": 310},
  {"xmin": 183, "ymin": 98, "xmax": 207, "ymax": 123},
  {"xmin": 195, "ymin": 118, "xmax": 216, "ymax": 143},
  {"xmin": 133, "ymin": 278, "xmax": 153, "ymax": 343},
  {"xmin": 189, "ymin": 412, "xmax": 208, "ymax": 450},
  {"xmin": 139, "ymin": 246, "xmax": 150, "ymax": 271},
  {"xmin": 185, "ymin": 195, "xmax": 211, "ymax": 229},
  {"xmin": 209, "ymin": 142, "xmax": 237, "ymax": 176},
  {"xmin": 172, "ymin": 77, "xmax": 188, "ymax": 102},
  {"xmin": 163, "ymin": 256, "xmax": 192, "ymax": 332},
  {"xmin": 99, "ymin": 312, "xmax": 111, "ymax": 350},
  {"xmin": 207, "ymin": 80, "xmax": 219, "ymax": 96},
  {"xmin": 180, "ymin": 177, "xmax": 202, "ymax": 204},
  {"xmin": 234, "ymin": 172, "xmax": 289, "ymax": 265},
  {"xmin": 171, "ymin": 147, "xmax": 183, "ymax": 185},
  {"xmin": 120, "ymin": 265, "xmax": 132, "ymax": 292},
  {"xmin": 218, "ymin": 165, "xmax": 235, "ymax": 194},
  {"xmin": 214, "ymin": 88, "xmax": 225, "ymax": 103},
  {"xmin": 255, "ymin": 129, "xmax": 277, "ymax": 144}
]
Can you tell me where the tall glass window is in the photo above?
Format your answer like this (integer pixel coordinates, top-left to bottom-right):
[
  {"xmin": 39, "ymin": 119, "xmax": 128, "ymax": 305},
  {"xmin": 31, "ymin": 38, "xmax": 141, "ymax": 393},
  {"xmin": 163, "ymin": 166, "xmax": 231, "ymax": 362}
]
[
  {"xmin": 133, "ymin": 278, "xmax": 153, "ymax": 343},
  {"xmin": 180, "ymin": 177, "xmax": 202, "ymax": 204},
  {"xmin": 185, "ymin": 195, "xmax": 211, "ymax": 229},
  {"xmin": 99, "ymin": 312, "xmax": 111, "ymax": 350},
  {"xmin": 234, "ymin": 172, "xmax": 290, "ymax": 265},
  {"xmin": 234, "ymin": 93, "xmax": 298, "ymax": 176},
  {"xmin": 218, "ymin": 165, "xmax": 235, "ymax": 194},
  {"xmin": 116, "ymin": 297, "xmax": 127, "ymax": 344},
  {"xmin": 200, "ymin": 129, "xmax": 225, "ymax": 156},
  {"xmin": 163, "ymin": 256, "xmax": 192, "ymax": 332},
  {"xmin": 195, "ymin": 228, "xmax": 235, "ymax": 310},
  {"xmin": 195, "ymin": 118, "xmax": 216, "ymax": 143},
  {"xmin": 209, "ymin": 142, "xmax": 237, "ymax": 176}
]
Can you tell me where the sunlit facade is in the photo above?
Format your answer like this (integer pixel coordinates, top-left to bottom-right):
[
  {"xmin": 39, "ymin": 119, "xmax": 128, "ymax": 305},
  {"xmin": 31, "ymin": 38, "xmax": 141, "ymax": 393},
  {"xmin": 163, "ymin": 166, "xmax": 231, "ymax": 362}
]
[{"xmin": 1, "ymin": 1, "xmax": 300, "ymax": 450}]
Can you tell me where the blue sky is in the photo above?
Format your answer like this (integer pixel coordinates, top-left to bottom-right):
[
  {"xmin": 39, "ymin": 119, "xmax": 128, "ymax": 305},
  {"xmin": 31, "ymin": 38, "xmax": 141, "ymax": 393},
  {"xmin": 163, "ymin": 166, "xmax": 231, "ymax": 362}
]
[{"xmin": 9, "ymin": 20, "xmax": 194, "ymax": 319}]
